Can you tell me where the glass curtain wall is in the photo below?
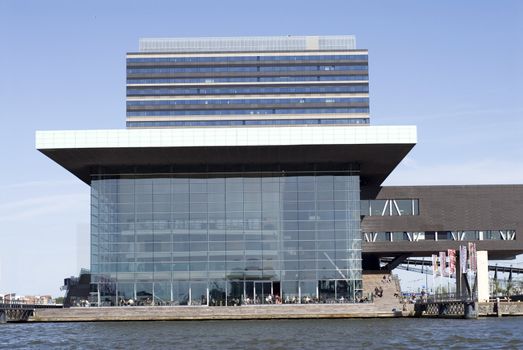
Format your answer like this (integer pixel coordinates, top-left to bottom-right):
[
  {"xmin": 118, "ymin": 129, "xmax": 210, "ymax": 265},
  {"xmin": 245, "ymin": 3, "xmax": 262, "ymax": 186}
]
[{"xmin": 91, "ymin": 171, "xmax": 361, "ymax": 306}]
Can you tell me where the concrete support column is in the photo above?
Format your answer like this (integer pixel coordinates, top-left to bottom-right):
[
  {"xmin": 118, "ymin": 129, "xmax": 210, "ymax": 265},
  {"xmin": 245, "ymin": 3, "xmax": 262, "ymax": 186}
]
[
  {"xmin": 97, "ymin": 284, "xmax": 101, "ymax": 307},
  {"xmin": 0, "ymin": 310, "xmax": 6, "ymax": 324},
  {"xmin": 464, "ymin": 302, "xmax": 477, "ymax": 319},
  {"xmin": 477, "ymin": 250, "xmax": 489, "ymax": 302}
]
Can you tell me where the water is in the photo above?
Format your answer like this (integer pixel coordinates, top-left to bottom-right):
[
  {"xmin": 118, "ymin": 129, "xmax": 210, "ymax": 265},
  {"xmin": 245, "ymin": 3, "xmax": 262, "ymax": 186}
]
[{"xmin": 1, "ymin": 318, "xmax": 523, "ymax": 349}]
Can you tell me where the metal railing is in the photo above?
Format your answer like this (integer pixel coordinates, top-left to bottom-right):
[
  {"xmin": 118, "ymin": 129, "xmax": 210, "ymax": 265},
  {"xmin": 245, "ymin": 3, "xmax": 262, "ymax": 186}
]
[
  {"xmin": 426, "ymin": 292, "xmax": 477, "ymax": 303},
  {"xmin": 0, "ymin": 302, "xmax": 62, "ymax": 310}
]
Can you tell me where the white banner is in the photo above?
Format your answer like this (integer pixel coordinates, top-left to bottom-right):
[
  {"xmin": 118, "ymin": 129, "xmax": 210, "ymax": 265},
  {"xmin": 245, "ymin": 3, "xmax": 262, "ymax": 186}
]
[
  {"xmin": 439, "ymin": 251, "xmax": 447, "ymax": 277},
  {"xmin": 460, "ymin": 245, "xmax": 467, "ymax": 274},
  {"xmin": 432, "ymin": 254, "xmax": 439, "ymax": 276}
]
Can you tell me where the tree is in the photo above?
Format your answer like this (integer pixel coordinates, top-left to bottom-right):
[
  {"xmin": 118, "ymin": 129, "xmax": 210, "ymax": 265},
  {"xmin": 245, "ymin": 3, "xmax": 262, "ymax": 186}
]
[
  {"xmin": 492, "ymin": 278, "xmax": 502, "ymax": 296},
  {"xmin": 506, "ymin": 281, "xmax": 514, "ymax": 296}
]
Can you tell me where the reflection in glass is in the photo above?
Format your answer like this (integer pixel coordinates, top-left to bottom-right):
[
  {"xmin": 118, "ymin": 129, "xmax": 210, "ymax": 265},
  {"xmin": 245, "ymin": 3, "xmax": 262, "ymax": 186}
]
[{"xmin": 91, "ymin": 171, "xmax": 362, "ymax": 305}]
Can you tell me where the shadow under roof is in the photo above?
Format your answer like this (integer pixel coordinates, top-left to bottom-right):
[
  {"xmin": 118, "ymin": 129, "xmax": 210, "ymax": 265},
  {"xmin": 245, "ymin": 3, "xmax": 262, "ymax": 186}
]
[{"xmin": 36, "ymin": 125, "xmax": 416, "ymax": 188}]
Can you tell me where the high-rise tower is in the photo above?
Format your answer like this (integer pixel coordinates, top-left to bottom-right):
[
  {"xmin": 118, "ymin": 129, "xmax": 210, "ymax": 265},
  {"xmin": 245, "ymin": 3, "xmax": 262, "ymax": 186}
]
[{"xmin": 126, "ymin": 36, "xmax": 369, "ymax": 128}]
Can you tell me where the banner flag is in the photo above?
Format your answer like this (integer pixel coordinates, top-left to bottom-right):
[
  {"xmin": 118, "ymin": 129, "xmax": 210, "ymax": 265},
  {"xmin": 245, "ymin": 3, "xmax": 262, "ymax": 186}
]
[
  {"xmin": 432, "ymin": 254, "xmax": 439, "ymax": 276},
  {"xmin": 460, "ymin": 245, "xmax": 467, "ymax": 274},
  {"xmin": 439, "ymin": 251, "xmax": 447, "ymax": 277},
  {"xmin": 468, "ymin": 242, "xmax": 477, "ymax": 272},
  {"xmin": 448, "ymin": 249, "xmax": 456, "ymax": 275}
]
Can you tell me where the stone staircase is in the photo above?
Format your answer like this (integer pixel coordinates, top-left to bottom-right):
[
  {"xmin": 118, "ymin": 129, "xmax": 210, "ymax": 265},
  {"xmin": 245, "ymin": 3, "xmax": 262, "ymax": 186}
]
[{"xmin": 363, "ymin": 272, "xmax": 403, "ymax": 312}]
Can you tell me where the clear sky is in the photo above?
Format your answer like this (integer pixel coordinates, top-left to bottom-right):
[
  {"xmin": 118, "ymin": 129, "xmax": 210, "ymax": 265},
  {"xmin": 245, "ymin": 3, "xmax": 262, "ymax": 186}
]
[{"xmin": 0, "ymin": 0, "xmax": 522, "ymax": 296}]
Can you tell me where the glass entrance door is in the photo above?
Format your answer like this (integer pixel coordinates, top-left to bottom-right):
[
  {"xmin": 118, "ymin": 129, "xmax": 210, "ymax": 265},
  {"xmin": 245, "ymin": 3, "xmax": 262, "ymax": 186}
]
[{"xmin": 254, "ymin": 281, "xmax": 273, "ymax": 304}]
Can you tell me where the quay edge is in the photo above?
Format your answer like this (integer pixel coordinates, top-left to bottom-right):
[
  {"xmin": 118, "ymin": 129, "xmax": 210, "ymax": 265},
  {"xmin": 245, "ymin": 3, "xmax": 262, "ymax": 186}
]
[{"xmin": 30, "ymin": 305, "xmax": 408, "ymax": 322}]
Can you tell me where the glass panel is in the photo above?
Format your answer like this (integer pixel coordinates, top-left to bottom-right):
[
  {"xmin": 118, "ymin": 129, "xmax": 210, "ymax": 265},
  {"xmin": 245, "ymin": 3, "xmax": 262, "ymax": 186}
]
[
  {"xmin": 251, "ymin": 281, "xmax": 274, "ymax": 304},
  {"xmin": 391, "ymin": 232, "xmax": 409, "ymax": 242},
  {"xmin": 462, "ymin": 231, "xmax": 479, "ymax": 240},
  {"xmin": 208, "ymin": 280, "xmax": 226, "ymax": 306},
  {"xmin": 190, "ymin": 282, "xmax": 208, "ymax": 305},
  {"xmin": 425, "ymin": 232, "xmax": 436, "ymax": 241},
  {"xmin": 360, "ymin": 200, "xmax": 370, "ymax": 216},
  {"xmin": 394, "ymin": 200, "xmax": 412, "ymax": 215},
  {"xmin": 98, "ymin": 283, "xmax": 116, "ymax": 307},
  {"xmin": 136, "ymin": 282, "xmax": 154, "ymax": 305},
  {"xmin": 300, "ymin": 281, "xmax": 317, "ymax": 303},
  {"xmin": 173, "ymin": 281, "xmax": 190, "ymax": 305},
  {"xmin": 374, "ymin": 232, "xmax": 390, "ymax": 241},
  {"xmin": 282, "ymin": 281, "xmax": 299, "ymax": 304},
  {"xmin": 336, "ymin": 280, "xmax": 351, "ymax": 302},
  {"xmin": 154, "ymin": 282, "xmax": 171, "ymax": 305},
  {"xmin": 227, "ymin": 280, "xmax": 243, "ymax": 306},
  {"xmin": 437, "ymin": 231, "xmax": 453, "ymax": 240},
  {"xmin": 370, "ymin": 200, "xmax": 386, "ymax": 216},
  {"xmin": 318, "ymin": 280, "xmax": 336, "ymax": 303},
  {"xmin": 117, "ymin": 283, "xmax": 134, "ymax": 306},
  {"xmin": 486, "ymin": 230, "xmax": 501, "ymax": 240}
]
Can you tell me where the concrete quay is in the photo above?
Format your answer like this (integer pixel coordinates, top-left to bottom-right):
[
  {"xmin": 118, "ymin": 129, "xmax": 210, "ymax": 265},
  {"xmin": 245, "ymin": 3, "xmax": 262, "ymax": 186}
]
[
  {"xmin": 31, "ymin": 304, "xmax": 406, "ymax": 322},
  {"xmin": 478, "ymin": 302, "xmax": 523, "ymax": 317},
  {"xmin": 412, "ymin": 301, "xmax": 523, "ymax": 319}
]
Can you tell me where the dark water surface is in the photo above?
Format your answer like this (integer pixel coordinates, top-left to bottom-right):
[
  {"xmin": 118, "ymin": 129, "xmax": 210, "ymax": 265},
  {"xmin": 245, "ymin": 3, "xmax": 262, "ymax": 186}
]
[{"xmin": 1, "ymin": 318, "xmax": 523, "ymax": 349}]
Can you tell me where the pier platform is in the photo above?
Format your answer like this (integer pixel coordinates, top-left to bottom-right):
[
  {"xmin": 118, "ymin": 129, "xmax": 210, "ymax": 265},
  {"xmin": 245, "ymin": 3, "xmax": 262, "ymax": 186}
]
[
  {"xmin": 19, "ymin": 302, "xmax": 523, "ymax": 322},
  {"xmin": 30, "ymin": 304, "xmax": 406, "ymax": 322}
]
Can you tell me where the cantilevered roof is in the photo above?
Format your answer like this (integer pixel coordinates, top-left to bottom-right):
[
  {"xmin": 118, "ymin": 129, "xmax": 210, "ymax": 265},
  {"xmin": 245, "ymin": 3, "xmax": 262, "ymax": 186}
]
[{"xmin": 36, "ymin": 125, "xmax": 416, "ymax": 186}]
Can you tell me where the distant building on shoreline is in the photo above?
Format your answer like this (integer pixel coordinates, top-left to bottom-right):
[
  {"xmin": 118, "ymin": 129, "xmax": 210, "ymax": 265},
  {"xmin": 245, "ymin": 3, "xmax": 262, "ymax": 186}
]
[{"xmin": 1, "ymin": 293, "xmax": 55, "ymax": 305}]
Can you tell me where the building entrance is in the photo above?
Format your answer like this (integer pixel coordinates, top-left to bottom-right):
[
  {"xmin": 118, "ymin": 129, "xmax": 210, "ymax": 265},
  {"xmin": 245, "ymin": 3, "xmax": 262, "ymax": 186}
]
[
  {"xmin": 244, "ymin": 281, "xmax": 280, "ymax": 304},
  {"xmin": 223, "ymin": 280, "xmax": 282, "ymax": 305}
]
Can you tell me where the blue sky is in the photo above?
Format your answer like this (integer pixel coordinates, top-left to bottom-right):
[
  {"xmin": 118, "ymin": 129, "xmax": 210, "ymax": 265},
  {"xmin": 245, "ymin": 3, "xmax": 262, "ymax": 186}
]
[{"xmin": 0, "ymin": 0, "xmax": 522, "ymax": 295}]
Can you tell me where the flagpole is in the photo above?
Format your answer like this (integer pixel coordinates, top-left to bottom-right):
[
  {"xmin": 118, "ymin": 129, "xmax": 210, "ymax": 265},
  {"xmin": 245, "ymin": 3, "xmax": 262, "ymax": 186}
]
[{"xmin": 425, "ymin": 257, "xmax": 428, "ymax": 293}]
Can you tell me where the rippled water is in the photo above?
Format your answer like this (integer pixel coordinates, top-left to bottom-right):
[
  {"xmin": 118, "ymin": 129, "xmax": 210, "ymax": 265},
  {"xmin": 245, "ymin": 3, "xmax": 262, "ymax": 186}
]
[{"xmin": 1, "ymin": 318, "xmax": 523, "ymax": 349}]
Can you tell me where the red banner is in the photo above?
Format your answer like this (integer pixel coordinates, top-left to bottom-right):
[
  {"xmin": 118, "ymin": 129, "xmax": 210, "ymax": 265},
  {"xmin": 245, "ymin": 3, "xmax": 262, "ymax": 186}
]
[
  {"xmin": 468, "ymin": 242, "xmax": 477, "ymax": 272},
  {"xmin": 448, "ymin": 249, "xmax": 456, "ymax": 275}
]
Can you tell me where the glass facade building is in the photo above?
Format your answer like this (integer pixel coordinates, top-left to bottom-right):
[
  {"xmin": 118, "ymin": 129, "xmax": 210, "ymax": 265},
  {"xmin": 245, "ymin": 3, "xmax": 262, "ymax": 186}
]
[
  {"xmin": 78, "ymin": 36, "xmax": 368, "ymax": 306},
  {"xmin": 38, "ymin": 35, "xmax": 523, "ymax": 309},
  {"xmin": 91, "ymin": 170, "xmax": 362, "ymax": 306}
]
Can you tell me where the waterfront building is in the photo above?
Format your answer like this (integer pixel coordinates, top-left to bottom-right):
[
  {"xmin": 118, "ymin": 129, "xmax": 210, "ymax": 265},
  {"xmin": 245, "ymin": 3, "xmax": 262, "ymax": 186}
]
[{"xmin": 37, "ymin": 36, "xmax": 523, "ymax": 306}]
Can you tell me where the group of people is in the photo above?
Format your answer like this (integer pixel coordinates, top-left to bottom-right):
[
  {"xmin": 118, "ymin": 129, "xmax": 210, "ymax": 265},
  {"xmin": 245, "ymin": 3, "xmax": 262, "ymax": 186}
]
[
  {"xmin": 241, "ymin": 294, "xmax": 355, "ymax": 305},
  {"xmin": 373, "ymin": 274, "xmax": 393, "ymax": 298},
  {"xmin": 118, "ymin": 297, "xmax": 155, "ymax": 306},
  {"xmin": 374, "ymin": 286, "xmax": 384, "ymax": 298},
  {"xmin": 243, "ymin": 294, "xmax": 283, "ymax": 305},
  {"xmin": 355, "ymin": 295, "xmax": 370, "ymax": 303}
]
